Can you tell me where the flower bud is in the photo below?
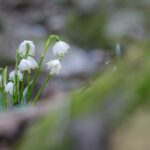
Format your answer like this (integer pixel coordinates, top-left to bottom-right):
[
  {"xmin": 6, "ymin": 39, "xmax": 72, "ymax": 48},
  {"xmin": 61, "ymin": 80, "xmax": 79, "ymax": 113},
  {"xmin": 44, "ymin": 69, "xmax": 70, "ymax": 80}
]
[
  {"xmin": 9, "ymin": 70, "xmax": 23, "ymax": 81},
  {"xmin": 46, "ymin": 59, "xmax": 61, "ymax": 75},
  {"xmin": 18, "ymin": 40, "xmax": 35, "ymax": 57},
  {"xmin": 5, "ymin": 82, "xmax": 14, "ymax": 95},
  {"xmin": 52, "ymin": 41, "xmax": 70, "ymax": 57}
]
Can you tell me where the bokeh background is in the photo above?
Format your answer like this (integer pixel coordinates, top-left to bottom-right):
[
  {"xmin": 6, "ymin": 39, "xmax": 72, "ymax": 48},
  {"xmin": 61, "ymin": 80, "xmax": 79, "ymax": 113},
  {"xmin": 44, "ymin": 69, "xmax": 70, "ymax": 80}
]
[
  {"xmin": 0, "ymin": 0, "xmax": 149, "ymax": 77},
  {"xmin": 0, "ymin": 0, "xmax": 150, "ymax": 150}
]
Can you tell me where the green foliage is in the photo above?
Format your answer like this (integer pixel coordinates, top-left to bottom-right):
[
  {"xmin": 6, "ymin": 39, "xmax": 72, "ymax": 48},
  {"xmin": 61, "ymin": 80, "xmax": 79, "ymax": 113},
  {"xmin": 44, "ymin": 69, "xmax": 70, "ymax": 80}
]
[
  {"xmin": 65, "ymin": 11, "xmax": 112, "ymax": 49},
  {"xmin": 15, "ymin": 50, "xmax": 150, "ymax": 150}
]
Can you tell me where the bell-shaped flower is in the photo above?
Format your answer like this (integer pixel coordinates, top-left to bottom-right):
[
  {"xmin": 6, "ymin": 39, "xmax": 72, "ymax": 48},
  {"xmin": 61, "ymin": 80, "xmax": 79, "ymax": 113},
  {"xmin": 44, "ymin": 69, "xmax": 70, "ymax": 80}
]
[
  {"xmin": 52, "ymin": 41, "xmax": 70, "ymax": 58},
  {"xmin": 46, "ymin": 59, "xmax": 61, "ymax": 75},
  {"xmin": 18, "ymin": 40, "xmax": 35, "ymax": 57},
  {"xmin": 9, "ymin": 70, "xmax": 23, "ymax": 81},
  {"xmin": 27, "ymin": 57, "xmax": 38, "ymax": 70},
  {"xmin": 5, "ymin": 82, "xmax": 14, "ymax": 95},
  {"xmin": 18, "ymin": 59, "xmax": 33, "ymax": 72}
]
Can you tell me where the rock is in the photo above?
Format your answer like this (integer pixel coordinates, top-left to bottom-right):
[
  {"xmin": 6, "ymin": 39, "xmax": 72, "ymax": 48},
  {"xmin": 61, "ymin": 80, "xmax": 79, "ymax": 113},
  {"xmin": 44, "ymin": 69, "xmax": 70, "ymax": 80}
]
[
  {"xmin": 74, "ymin": 0, "xmax": 99, "ymax": 13},
  {"xmin": 105, "ymin": 9, "xmax": 145, "ymax": 39},
  {"xmin": 47, "ymin": 14, "xmax": 66, "ymax": 32},
  {"xmin": 60, "ymin": 46, "xmax": 109, "ymax": 77}
]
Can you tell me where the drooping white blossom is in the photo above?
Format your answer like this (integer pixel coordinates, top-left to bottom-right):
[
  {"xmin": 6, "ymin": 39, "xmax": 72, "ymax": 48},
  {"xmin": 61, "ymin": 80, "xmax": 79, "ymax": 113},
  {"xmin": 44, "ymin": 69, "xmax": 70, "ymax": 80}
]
[
  {"xmin": 9, "ymin": 70, "xmax": 23, "ymax": 81},
  {"xmin": 27, "ymin": 57, "xmax": 38, "ymax": 70},
  {"xmin": 46, "ymin": 59, "xmax": 61, "ymax": 75},
  {"xmin": 52, "ymin": 41, "xmax": 70, "ymax": 57},
  {"xmin": 18, "ymin": 40, "xmax": 35, "ymax": 57},
  {"xmin": 18, "ymin": 59, "xmax": 33, "ymax": 72},
  {"xmin": 5, "ymin": 82, "xmax": 14, "ymax": 95}
]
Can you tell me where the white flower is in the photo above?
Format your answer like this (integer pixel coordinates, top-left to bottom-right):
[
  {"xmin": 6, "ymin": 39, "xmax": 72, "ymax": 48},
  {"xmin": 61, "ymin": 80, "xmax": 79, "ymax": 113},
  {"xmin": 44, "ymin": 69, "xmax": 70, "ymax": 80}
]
[
  {"xmin": 18, "ymin": 40, "xmax": 35, "ymax": 57},
  {"xmin": 5, "ymin": 82, "xmax": 14, "ymax": 95},
  {"xmin": 9, "ymin": 70, "xmax": 23, "ymax": 81},
  {"xmin": 27, "ymin": 57, "xmax": 38, "ymax": 70},
  {"xmin": 18, "ymin": 59, "xmax": 33, "ymax": 72},
  {"xmin": 52, "ymin": 41, "xmax": 70, "ymax": 57},
  {"xmin": 46, "ymin": 59, "xmax": 61, "ymax": 75}
]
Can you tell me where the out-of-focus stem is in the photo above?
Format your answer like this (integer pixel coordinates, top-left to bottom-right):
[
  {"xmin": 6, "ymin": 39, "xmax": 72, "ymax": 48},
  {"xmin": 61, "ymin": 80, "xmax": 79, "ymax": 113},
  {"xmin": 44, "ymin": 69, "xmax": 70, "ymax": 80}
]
[
  {"xmin": 14, "ymin": 52, "xmax": 19, "ymax": 103},
  {"xmin": 27, "ymin": 72, "xmax": 31, "ymax": 102},
  {"xmin": 32, "ymin": 74, "xmax": 52, "ymax": 105},
  {"xmin": 28, "ymin": 35, "xmax": 60, "ymax": 101}
]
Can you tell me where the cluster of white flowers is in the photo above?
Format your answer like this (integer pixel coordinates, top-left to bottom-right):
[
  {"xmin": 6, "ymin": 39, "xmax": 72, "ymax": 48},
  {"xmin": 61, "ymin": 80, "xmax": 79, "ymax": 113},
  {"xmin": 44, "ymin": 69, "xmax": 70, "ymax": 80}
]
[
  {"xmin": 46, "ymin": 41, "xmax": 70, "ymax": 75},
  {"xmin": 18, "ymin": 41, "xmax": 38, "ymax": 73},
  {"xmin": 4, "ymin": 39, "xmax": 70, "ymax": 96},
  {"xmin": 4, "ymin": 71, "xmax": 19, "ymax": 95},
  {"xmin": 5, "ymin": 40, "xmax": 38, "ymax": 95}
]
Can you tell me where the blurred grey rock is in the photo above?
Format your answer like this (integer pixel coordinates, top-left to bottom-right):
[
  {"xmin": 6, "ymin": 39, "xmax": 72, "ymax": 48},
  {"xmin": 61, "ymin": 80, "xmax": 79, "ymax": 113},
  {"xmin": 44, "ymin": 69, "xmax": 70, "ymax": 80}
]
[
  {"xmin": 0, "ymin": 0, "xmax": 48, "ymax": 8},
  {"xmin": 74, "ymin": 0, "xmax": 99, "ymax": 13},
  {"xmin": 14, "ymin": 24, "xmax": 46, "ymax": 38},
  {"xmin": 71, "ymin": 117, "xmax": 109, "ymax": 150},
  {"xmin": 59, "ymin": 46, "xmax": 108, "ymax": 77},
  {"xmin": 43, "ymin": 46, "xmax": 110, "ymax": 91},
  {"xmin": 105, "ymin": 10, "xmax": 145, "ymax": 39},
  {"xmin": 47, "ymin": 14, "xmax": 66, "ymax": 32},
  {"xmin": 0, "ymin": 18, "xmax": 46, "ymax": 61},
  {"xmin": 41, "ymin": 45, "xmax": 109, "ymax": 78}
]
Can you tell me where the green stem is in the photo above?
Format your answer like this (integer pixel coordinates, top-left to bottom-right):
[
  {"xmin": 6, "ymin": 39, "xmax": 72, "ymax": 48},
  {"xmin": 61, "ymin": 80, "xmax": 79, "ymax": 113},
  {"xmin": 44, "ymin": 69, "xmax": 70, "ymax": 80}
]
[
  {"xmin": 32, "ymin": 74, "xmax": 52, "ymax": 105},
  {"xmin": 20, "ymin": 72, "xmax": 25, "ymax": 102},
  {"xmin": 28, "ymin": 38, "xmax": 49, "ymax": 100},
  {"xmin": 27, "ymin": 72, "xmax": 31, "ymax": 102},
  {"xmin": 12, "ymin": 87, "xmax": 16, "ymax": 105},
  {"xmin": 0, "ymin": 88, "xmax": 2, "ymax": 107},
  {"xmin": 1, "ymin": 70, "xmax": 7, "ymax": 110},
  {"xmin": 28, "ymin": 35, "xmax": 60, "ymax": 100},
  {"xmin": 0, "ymin": 88, "xmax": 7, "ymax": 111},
  {"xmin": 20, "ymin": 44, "xmax": 30, "ymax": 102},
  {"xmin": 2, "ymin": 92, "xmax": 7, "ymax": 110},
  {"xmin": 28, "ymin": 56, "xmax": 44, "ymax": 100},
  {"xmin": 14, "ymin": 52, "xmax": 19, "ymax": 103}
]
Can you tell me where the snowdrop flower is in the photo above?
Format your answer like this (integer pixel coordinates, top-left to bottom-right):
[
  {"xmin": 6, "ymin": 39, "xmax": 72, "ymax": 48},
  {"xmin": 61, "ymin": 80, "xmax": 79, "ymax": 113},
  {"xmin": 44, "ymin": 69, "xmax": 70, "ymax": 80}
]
[
  {"xmin": 18, "ymin": 40, "xmax": 35, "ymax": 57},
  {"xmin": 52, "ymin": 41, "xmax": 70, "ymax": 57},
  {"xmin": 9, "ymin": 70, "xmax": 23, "ymax": 81},
  {"xmin": 5, "ymin": 82, "xmax": 14, "ymax": 95},
  {"xmin": 46, "ymin": 59, "xmax": 61, "ymax": 75},
  {"xmin": 18, "ymin": 59, "xmax": 33, "ymax": 72},
  {"xmin": 27, "ymin": 57, "xmax": 38, "ymax": 70}
]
